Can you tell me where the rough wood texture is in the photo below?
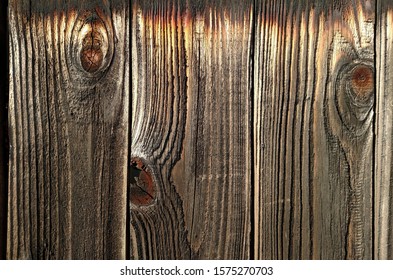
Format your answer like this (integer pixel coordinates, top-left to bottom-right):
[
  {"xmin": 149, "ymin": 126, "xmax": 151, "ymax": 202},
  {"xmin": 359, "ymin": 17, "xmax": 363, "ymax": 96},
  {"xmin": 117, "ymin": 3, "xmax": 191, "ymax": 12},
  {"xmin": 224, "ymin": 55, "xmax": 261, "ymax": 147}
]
[
  {"xmin": 254, "ymin": 0, "xmax": 375, "ymax": 259},
  {"xmin": 7, "ymin": 0, "xmax": 393, "ymax": 260},
  {"xmin": 8, "ymin": 0, "xmax": 129, "ymax": 259},
  {"xmin": 130, "ymin": 0, "xmax": 190, "ymax": 259},
  {"xmin": 131, "ymin": 0, "xmax": 252, "ymax": 259},
  {"xmin": 178, "ymin": 0, "xmax": 252, "ymax": 259},
  {"xmin": 0, "ymin": 0, "xmax": 8, "ymax": 260},
  {"xmin": 375, "ymin": 0, "xmax": 393, "ymax": 260}
]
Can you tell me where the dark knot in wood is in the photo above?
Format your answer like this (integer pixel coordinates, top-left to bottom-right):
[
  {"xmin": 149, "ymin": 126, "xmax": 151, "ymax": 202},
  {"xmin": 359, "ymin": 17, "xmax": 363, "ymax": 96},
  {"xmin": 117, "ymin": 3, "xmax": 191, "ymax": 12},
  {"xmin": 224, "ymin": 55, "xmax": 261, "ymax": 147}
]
[
  {"xmin": 350, "ymin": 65, "xmax": 374, "ymax": 99},
  {"xmin": 80, "ymin": 29, "xmax": 103, "ymax": 73},
  {"xmin": 69, "ymin": 10, "xmax": 114, "ymax": 79},
  {"xmin": 331, "ymin": 60, "xmax": 374, "ymax": 137},
  {"xmin": 130, "ymin": 157, "xmax": 156, "ymax": 206}
]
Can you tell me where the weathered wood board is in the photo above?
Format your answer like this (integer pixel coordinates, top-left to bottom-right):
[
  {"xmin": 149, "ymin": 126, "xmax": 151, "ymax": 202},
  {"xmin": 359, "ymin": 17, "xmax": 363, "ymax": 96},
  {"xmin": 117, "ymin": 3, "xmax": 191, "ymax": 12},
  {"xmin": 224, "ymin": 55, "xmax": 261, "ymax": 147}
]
[
  {"xmin": 7, "ymin": 0, "xmax": 129, "ymax": 259},
  {"xmin": 0, "ymin": 0, "xmax": 8, "ymax": 261},
  {"xmin": 253, "ymin": 0, "xmax": 375, "ymax": 259},
  {"xmin": 5, "ymin": 0, "xmax": 393, "ymax": 260},
  {"xmin": 131, "ymin": 0, "xmax": 379, "ymax": 260},
  {"xmin": 375, "ymin": 0, "xmax": 393, "ymax": 260},
  {"xmin": 131, "ymin": 0, "xmax": 252, "ymax": 259}
]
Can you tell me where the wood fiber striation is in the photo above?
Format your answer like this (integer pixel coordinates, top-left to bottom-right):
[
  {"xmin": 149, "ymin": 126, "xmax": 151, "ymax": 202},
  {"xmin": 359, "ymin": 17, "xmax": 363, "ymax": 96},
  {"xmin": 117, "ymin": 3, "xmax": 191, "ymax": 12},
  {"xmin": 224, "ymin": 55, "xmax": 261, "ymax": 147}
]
[{"xmin": 8, "ymin": 0, "xmax": 129, "ymax": 259}]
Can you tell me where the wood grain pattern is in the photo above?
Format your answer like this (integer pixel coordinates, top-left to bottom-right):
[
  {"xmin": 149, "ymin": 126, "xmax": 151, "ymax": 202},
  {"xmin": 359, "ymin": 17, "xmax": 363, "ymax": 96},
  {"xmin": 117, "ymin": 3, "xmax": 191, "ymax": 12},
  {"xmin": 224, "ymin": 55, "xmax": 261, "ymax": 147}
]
[
  {"xmin": 179, "ymin": 0, "xmax": 253, "ymax": 259},
  {"xmin": 6, "ymin": 0, "xmax": 393, "ymax": 260},
  {"xmin": 0, "ymin": 0, "xmax": 8, "ymax": 260},
  {"xmin": 375, "ymin": 0, "xmax": 393, "ymax": 260},
  {"xmin": 131, "ymin": 0, "xmax": 252, "ymax": 259},
  {"xmin": 130, "ymin": 0, "xmax": 190, "ymax": 259},
  {"xmin": 8, "ymin": 0, "xmax": 129, "ymax": 259},
  {"xmin": 253, "ymin": 0, "xmax": 375, "ymax": 259}
]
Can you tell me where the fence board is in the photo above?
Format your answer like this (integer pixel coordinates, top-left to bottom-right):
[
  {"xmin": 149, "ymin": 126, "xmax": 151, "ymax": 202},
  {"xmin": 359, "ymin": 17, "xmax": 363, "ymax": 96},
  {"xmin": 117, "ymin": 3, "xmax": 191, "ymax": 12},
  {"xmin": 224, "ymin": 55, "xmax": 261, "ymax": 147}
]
[
  {"xmin": 254, "ymin": 0, "xmax": 375, "ymax": 259},
  {"xmin": 130, "ymin": 0, "xmax": 252, "ymax": 259},
  {"xmin": 375, "ymin": 0, "xmax": 393, "ymax": 260},
  {"xmin": 130, "ymin": 0, "xmax": 191, "ymax": 259},
  {"xmin": 5, "ymin": 0, "xmax": 392, "ymax": 260},
  {"xmin": 0, "ymin": 0, "xmax": 8, "ymax": 260},
  {"xmin": 8, "ymin": 0, "xmax": 129, "ymax": 259}
]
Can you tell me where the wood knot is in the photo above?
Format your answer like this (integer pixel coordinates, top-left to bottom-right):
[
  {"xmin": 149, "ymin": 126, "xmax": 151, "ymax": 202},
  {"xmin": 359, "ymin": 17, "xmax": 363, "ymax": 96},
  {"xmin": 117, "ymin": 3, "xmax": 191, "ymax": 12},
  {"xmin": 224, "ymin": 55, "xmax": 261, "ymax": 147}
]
[
  {"xmin": 130, "ymin": 157, "xmax": 155, "ymax": 206},
  {"xmin": 78, "ymin": 17, "xmax": 106, "ymax": 73},
  {"xmin": 80, "ymin": 28, "xmax": 103, "ymax": 73},
  {"xmin": 68, "ymin": 10, "xmax": 114, "ymax": 83},
  {"xmin": 350, "ymin": 65, "xmax": 374, "ymax": 99},
  {"xmin": 331, "ymin": 60, "xmax": 374, "ymax": 137}
]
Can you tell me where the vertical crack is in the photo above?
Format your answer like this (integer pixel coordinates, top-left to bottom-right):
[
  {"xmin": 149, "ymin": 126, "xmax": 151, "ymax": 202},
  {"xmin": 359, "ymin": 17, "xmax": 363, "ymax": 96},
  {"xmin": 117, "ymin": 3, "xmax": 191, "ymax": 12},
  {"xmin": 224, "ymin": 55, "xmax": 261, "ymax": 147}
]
[
  {"xmin": 189, "ymin": 31, "xmax": 201, "ymax": 260},
  {"xmin": 372, "ymin": 0, "xmax": 378, "ymax": 260},
  {"xmin": 249, "ymin": 0, "xmax": 257, "ymax": 260},
  {"xmin": 126, "ymin": 0, "xmax": 132, "ymax": 260}
]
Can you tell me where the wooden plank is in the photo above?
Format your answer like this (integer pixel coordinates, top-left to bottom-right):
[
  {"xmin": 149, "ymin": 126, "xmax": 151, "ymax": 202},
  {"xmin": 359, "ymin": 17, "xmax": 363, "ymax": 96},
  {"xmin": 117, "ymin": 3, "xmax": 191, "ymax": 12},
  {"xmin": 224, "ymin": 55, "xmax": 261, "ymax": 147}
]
[
  {"xmin": 375, "ymin": 0, "xmax": 393, "ymax": 260},
  {"xmin": 8, "ymin": 0, "xmax": 129, "ymax": 259},
  {"xmin": 254, "ymin": 0, "xmax": 375, "ymax": 259},
  {"xmin": 0, "ymin": 0, "xmax": 8, "ymax": 260},
  {"xmin": 130, "ymin": 0, "xmax": 190, "ymax": 259},
  {"xmin": 180, "ymin": 0, "xmax": 253, "ymax": 260},
  {"xmin": 131, "ymin": 0, "xmax": 252, "ymax": 259}
]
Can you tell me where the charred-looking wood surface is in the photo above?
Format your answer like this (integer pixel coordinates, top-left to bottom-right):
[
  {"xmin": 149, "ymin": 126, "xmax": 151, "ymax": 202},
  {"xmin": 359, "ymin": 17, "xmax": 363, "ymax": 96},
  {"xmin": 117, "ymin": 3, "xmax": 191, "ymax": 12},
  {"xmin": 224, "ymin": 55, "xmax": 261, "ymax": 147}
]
[
  {"xmin": 253, "ymin": 0, "xmax": 374, "ymax": 260},
  {"xmin": 131, "ymin": 0, "xmax": 378, "ymax": 260},
  {"xmin": 7, "ymin": 0, "xmax": 129, "ymax": 259},
  {"xmin": 4, "ymin": 0, "xmax": 393, "ymax": 260},
  {"xmin": 131, "ymin": 0, "xmax": 252, "ymax": 260},
  {"xmin": 0, "ymin": 0, "xmax": 8, "ymax": 261}
]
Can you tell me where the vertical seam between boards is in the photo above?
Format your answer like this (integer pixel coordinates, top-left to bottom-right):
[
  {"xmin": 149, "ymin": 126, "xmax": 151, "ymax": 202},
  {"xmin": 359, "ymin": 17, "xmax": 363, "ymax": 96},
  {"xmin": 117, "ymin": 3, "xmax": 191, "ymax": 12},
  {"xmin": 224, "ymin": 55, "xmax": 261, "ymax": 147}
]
[
  {"xmin": 372, "ymin": 0, "xmax": 378, "ymax": 260},
  {"xmin": 249, "ymin": 0, "xmax": 256, "ymax": 261},
  {"xmin": 126, "ymin": 0, "xmax": 131, "ymax": 260}
]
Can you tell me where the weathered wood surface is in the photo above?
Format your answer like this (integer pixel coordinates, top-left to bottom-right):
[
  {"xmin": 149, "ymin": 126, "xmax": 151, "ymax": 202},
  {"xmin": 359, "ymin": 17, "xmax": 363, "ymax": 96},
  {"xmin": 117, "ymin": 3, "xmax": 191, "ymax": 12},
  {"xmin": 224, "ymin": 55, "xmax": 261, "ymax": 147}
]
[
  {"xmin": 0, "ymin": 0, "xmax": 8, "ymax": 261},
  {"xmin": 254, "ymin": 0, "xmax": 375, "ymax": 259},
  {"xmin": 131, "ymin": 0, "xmax": 252, "ymax": 259},
  {"xmin": 5, "ymin": 0, "xmax": 393, "ymax": 260},
  {"xmin": 131, "ymin": 0, "xmax": 380, "ymax": 260},
  {"xmin": 8, "ymin": 0, "xmax": 129, "ymax": 259},
  {"xmin": 130, "ymin": 0, "xmax": 190, "ymax": 259},
  {"xmin": 375, "ymin": 0, "xmax": 393, "ymax": 260}
]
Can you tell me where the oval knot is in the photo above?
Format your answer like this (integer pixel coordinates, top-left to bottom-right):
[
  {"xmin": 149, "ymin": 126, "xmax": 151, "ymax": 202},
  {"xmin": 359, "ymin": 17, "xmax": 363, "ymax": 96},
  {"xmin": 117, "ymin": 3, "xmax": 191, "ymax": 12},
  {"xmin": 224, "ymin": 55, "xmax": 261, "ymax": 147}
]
[
  {"xmin": 80, "ymin": 27, "xmax": 104, "ymax": 73},
  {"xmin": 350, "ymin": 65, "xmax": 374, "ymax": 99},
  {"xmin": 130, "ymin": 158, "xmax": 156, "ymax": 206}
]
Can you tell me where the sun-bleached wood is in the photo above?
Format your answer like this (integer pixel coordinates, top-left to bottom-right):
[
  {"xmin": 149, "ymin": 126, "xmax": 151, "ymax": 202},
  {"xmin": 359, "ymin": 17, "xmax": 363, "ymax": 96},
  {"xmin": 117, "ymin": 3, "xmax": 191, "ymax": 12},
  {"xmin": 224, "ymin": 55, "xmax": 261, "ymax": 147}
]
[{"xmin": 8, "ymin": 0, "xmax": 129, "ymax": 259}]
